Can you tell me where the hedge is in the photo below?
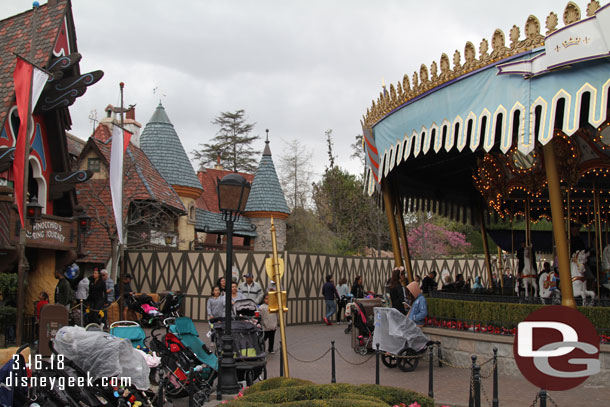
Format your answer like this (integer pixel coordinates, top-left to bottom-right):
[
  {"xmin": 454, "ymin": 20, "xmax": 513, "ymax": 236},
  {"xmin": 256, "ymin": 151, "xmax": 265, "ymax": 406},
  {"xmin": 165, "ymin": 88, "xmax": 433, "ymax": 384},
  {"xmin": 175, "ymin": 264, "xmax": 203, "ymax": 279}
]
[
  {"xmin": 427, "ymin": 298, "xmax": 610, "ymax": 329},
  {"xmin": 225, "ymin": 379, "xmax": 434, "ymax": 407}
]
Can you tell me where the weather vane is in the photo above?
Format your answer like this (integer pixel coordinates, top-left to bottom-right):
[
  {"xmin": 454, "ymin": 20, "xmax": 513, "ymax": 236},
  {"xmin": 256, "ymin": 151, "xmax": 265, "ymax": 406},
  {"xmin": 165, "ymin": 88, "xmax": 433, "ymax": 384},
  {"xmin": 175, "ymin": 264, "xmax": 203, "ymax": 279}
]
[
  {"xmin": 88, "ymin": 109, "xmax": 98, "ymax": 132},
  {"xmin": 153, "ymin": 86, "xmax": 167, "ymax": 103}
]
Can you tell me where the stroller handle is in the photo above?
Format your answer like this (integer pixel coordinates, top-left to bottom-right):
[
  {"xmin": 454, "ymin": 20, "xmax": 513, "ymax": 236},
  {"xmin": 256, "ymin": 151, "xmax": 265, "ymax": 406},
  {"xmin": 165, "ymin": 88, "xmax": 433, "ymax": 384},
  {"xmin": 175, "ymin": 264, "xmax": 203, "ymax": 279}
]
[
  {"xmin": 109, "ymin": 320, "xmax": 141, "ymax": 329},
  {"xmin": 163, "ymin": 317, "xmax": 176, "ymax": 327}
]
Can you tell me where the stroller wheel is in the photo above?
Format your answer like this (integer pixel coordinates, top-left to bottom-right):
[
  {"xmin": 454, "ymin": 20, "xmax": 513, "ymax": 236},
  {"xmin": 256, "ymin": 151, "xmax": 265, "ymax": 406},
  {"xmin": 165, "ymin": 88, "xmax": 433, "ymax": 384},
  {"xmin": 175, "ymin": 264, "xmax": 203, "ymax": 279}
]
[
  {"xmin": 358, "ymin": 346, "xmax": 368, "ymax": 356},
  {"xmin": 344, "ymin": 325, "xmax": 351, "ymax": 335},
  {"xmin": 381, "ymin": 353, "xmax": 398, "ymax": 368},
  {"xmin": 397, "ymin": 348, "xmax": 419, "ymax": 372}
]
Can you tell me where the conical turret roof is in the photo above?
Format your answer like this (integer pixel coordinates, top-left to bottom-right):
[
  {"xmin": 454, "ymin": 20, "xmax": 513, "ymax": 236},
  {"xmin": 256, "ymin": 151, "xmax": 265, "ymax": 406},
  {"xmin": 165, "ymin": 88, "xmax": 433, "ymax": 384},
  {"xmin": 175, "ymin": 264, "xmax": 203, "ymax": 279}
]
[
  {"xmin": 244, "ymin": 137, "xmax": 290, "ymax": 214},
  {"xmin": 140, "ymin": 102, "xmax": 202, "ymax": 191}
]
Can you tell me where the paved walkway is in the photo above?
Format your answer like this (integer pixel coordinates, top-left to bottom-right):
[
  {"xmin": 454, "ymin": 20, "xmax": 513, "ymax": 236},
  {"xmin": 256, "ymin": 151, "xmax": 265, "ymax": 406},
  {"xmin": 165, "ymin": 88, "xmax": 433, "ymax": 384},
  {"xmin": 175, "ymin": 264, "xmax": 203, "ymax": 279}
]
[{"xmin": 175, "ymin": 322, "xmax": 608, "ymax": 407}]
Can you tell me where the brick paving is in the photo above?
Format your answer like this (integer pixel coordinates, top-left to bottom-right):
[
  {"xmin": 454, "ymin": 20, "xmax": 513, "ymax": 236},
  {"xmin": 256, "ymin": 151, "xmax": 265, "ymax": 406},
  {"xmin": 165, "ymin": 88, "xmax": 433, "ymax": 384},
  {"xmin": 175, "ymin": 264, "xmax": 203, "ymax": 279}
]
[{"xmin": 173, "ymin": 322, "xmax": 609, "ymax": 407}]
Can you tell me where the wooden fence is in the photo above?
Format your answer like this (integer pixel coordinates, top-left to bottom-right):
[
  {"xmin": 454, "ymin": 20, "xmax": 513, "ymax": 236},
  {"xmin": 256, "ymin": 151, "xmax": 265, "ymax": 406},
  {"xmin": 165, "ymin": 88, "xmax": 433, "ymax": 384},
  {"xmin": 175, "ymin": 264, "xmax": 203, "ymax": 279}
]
[{"xmin": 126, "ymin": 250, "xmax": 542, "ymax": 324}]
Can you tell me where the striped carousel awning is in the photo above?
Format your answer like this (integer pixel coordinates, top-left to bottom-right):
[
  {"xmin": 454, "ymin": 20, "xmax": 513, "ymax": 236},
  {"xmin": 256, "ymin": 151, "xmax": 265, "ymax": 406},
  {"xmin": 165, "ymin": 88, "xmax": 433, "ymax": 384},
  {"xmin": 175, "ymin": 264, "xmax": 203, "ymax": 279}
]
[{"xmin": 361, "ymin": 1, "xmax": 610, "ymax": 227}]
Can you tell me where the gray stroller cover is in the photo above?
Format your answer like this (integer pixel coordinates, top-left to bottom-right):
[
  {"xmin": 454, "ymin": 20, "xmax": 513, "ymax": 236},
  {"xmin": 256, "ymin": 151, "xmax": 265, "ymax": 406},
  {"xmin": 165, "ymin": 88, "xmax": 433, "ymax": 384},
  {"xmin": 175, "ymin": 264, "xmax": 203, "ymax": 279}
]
[
  {"xmin": 54, "ymin": 326, "xmax": 150, "ymax": 390},
  {"xmin": 372, "ymin": 307, "xmax": 429, "ymax": 355}
]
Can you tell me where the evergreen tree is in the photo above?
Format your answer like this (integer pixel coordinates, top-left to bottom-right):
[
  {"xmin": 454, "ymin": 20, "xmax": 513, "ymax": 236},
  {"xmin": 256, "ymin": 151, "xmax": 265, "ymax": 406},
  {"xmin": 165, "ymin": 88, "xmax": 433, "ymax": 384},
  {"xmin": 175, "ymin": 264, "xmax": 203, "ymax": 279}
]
[{"xmin": 192, "ymin": 110, "xmax": 260, "ymax": 172}]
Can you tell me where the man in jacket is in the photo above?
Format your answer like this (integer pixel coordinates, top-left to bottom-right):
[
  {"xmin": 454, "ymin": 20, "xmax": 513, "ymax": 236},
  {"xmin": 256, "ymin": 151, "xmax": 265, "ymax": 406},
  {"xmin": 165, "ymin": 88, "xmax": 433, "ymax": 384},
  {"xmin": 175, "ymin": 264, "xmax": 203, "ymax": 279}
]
[
  {"xmin": 54, "ymin": 270, "xmax": 73, "ymax": 310},
  {"xmin": 238, "ymin": 272, "xmax": 264, "ymax": 304}
]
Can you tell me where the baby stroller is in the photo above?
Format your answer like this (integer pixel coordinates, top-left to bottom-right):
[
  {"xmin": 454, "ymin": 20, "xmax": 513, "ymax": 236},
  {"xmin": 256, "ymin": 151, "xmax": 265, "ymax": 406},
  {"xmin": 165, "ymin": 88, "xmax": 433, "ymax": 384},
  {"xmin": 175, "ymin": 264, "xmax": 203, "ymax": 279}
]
[
  {"xmin": 159, "ymin": 292, "xmax": 185, "ymax": 317},
  {"xmin": 372, "ymin": 307, "xmax": 440, "ymax": 372},
  {"xmin": 110, "ymin": 320, "xmax": 147, "ymax": 349},
  {"xmin": 210, "ymin": 316, "xmax": 267, "ymax": 386},
  {"xmin": 351, "ymin": 297, "xmax": 383, "ymax": 355},
  {"xmin": 126, "ymin": 293, "xmax": 163, "ymax": 327},
  {"xmin": 148, "ymin": 318, "xmax": 216, "ymax": 403}
]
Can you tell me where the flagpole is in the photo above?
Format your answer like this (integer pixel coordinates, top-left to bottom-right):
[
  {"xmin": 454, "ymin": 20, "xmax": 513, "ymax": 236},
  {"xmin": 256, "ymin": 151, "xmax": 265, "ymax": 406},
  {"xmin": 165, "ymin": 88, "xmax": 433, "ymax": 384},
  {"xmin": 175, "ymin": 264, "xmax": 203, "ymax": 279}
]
[
  {"xmin": 16, "ymin": 2, "xmax": 39, "ymax": 346},
  {"xmin": 118, "ymin": 82, "xmax": 125, "ymax": 318}
]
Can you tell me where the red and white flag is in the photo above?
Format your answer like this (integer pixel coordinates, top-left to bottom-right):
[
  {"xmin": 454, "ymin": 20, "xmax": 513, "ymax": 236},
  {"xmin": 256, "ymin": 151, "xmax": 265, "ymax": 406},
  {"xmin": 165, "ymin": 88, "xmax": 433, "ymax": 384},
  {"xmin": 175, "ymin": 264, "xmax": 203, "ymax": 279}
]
[
  {"xmin": 12, "ymin": 57, "xmax": 49, "ymax": 227},
  {"xmin": 109, "ymin": 125, "xmax": 132, "ymax": 243}
]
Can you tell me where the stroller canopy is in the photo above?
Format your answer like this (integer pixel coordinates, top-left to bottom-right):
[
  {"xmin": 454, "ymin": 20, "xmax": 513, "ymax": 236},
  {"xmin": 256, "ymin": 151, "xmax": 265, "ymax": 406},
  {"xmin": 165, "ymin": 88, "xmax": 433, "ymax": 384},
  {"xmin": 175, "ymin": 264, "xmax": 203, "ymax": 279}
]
[{"xmin": 372, "ymin": 307, "xmax": 429, "ymax": 355}]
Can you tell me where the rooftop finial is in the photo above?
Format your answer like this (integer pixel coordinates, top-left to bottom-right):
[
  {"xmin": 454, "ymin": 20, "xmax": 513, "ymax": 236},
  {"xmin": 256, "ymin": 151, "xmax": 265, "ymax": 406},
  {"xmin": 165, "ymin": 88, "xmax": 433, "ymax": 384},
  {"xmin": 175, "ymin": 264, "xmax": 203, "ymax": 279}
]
[
  {"xmin": 263, "ymin": 129, "xmax": 271, "ymax": 156},
  {"xmin": 265, "ymin": 129, "xmax": 269, "ymax": 143}
]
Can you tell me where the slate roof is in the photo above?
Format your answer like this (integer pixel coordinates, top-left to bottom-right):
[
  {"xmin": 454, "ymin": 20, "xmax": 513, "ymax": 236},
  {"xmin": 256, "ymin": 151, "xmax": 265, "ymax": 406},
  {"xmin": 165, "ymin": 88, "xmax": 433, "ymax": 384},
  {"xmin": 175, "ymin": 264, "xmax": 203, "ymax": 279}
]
[
  {"xmin": 244, "ymin": 139, "xmax": 290, "ymax": 214},
  {"xmin": 140, "ymin": 102, "xmax": 202, "ymax": 191},
  {"xmin": 195, "ymin": 168, "xmax": 254, "ymax": 213},
  {"xmin": 0, "ymin": 1, "xmax": 70, "ymax": 128},
  {"xmin": 195, "ymin": 208, "xmax": 257, "ymax": 238},
  {"xmin": 76, "ymin": 124, "xmax": 186, "ymax": 263}
]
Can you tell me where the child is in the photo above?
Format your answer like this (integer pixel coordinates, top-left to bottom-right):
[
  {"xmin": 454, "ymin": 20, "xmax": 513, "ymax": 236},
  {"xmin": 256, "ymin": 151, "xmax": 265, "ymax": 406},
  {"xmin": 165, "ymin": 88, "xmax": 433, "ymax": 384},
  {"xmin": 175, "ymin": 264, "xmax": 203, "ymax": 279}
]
[{"xmin": 259, "ymin": 293, "xmax": 278, "ymax": 354}]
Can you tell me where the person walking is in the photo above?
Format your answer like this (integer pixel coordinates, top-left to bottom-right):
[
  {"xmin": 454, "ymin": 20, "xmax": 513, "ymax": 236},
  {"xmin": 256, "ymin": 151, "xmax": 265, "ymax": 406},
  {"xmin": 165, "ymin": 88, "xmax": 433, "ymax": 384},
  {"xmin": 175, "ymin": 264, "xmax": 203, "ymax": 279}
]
[
  {"xmin": 335, "ymin": 277, "xmax": 350, "ymax": 324},
  {"xmin": 100, "ymin": 269, "xmax": 115, "ymax": 304},
  {"xmin": 238, "ymin": 271, "xmax": 264, "ymax": 304},
  {"xmin": 88, "ymin": 269, "xmax": 106, "ymax": 324},
  {"xmin": 207, "ymin": 285, "xmax": 225, "ymax": 320},
  {"xmin": 54, "ymin": 270, "xmax": 73, "ymax": 311},
  {"xmin": 322, "ymin": 274, "xmax": 339, "ymax": 325},
  {"xmin": 259, "ymin": 293, "xmax": 278, "ymax": 353}
]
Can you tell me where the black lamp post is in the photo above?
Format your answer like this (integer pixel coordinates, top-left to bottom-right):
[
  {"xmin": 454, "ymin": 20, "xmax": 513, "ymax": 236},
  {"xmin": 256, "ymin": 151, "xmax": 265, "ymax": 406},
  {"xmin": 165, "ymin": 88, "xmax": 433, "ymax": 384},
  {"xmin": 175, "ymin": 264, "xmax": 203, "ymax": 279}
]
[{"xmin": 216, "ymin": 173, "xmax": 251, "ymax": 394}]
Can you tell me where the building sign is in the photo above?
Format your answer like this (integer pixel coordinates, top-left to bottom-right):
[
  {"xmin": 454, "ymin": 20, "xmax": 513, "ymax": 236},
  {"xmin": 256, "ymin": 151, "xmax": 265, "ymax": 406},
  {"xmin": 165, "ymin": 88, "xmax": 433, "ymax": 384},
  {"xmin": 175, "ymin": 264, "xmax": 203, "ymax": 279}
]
[{"xmin": 7, "ymin": 207, "xmax": 78, "ymax": 251}]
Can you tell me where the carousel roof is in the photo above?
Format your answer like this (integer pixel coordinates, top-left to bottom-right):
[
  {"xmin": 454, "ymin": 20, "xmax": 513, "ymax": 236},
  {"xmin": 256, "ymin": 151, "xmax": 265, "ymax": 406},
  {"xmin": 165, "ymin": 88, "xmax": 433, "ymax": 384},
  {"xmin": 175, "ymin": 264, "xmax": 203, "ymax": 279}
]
[{"xmin": 362, "ymin": 1, "xmax": 610, "ymax": 226}]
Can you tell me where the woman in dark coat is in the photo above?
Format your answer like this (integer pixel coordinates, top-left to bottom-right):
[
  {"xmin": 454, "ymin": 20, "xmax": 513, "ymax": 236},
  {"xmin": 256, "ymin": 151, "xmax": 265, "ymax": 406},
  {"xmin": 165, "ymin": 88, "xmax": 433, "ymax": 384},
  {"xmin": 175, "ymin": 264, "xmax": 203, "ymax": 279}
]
[
  {"xmin": 351, "ymin": 275, "xmax": 365, "ymax": 298},
  {"xmin": 388, "ymin": 268, "xmax": 408, "ymax": 315},
  {"xmin": 88, "ymin": 269, "xmax": 107, "ymax": 324}
]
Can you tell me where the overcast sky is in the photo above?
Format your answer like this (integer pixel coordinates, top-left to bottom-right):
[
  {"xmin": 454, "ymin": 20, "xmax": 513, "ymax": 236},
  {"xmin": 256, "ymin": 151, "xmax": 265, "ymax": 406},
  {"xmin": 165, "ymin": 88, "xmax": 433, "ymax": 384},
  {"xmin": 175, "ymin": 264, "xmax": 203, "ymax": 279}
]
[{"xmin": 3, "ymin": 0, "xmax": 573, "ymax": 179}]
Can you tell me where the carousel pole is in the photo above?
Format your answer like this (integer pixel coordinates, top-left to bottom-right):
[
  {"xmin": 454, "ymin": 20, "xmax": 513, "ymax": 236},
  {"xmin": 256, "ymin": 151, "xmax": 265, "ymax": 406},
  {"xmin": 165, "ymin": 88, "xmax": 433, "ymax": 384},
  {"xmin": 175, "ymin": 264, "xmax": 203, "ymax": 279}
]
[
  {"xmin": 594, "ymin": 182, "xmax": 602, "ymax": 298},
  {"xmin": 395, "ymin": 195, "xmax": 413, "ymax": 282},
  {"xmin": 542, "ymin": 141, "xmax": 576, "ymax": 308},
  {"xmin": 566, "ymin": 189, "xmax": 571, "ymax": 255},
  {"xmin": 479, "ymin": 208, "xmax": 494, "ymax": 289},
  {"xmin": 525, "ymin": 198, "xmax": 535, "ymax": 274},
  {"xmin": 381, "ymin": 179, "xmax": 403, "ymax": 268}
]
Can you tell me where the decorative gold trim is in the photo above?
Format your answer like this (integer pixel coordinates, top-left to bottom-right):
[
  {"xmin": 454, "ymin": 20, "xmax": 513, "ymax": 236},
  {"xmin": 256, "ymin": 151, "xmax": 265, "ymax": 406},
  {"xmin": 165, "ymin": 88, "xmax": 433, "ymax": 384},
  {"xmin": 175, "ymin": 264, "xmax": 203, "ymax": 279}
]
[
  {"xmin": 244, "ymin": 211, "xmax": 290, "ymax": 220},
  {"xmin": 172, "ymin": 185, "xmax": 203, "ymax": 199},
  {"xmin": 362, "ymin": 1, "xmax": 597, "ymax": 130}
]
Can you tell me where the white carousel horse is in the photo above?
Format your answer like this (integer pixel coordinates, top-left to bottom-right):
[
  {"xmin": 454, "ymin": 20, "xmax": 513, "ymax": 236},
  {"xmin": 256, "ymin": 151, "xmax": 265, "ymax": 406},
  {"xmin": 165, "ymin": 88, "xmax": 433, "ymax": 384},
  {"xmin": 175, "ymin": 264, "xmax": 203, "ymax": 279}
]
[
  {"xmin": 520, "ymin": 246, "xmax": 538, "ymax": 298},
  {"xmin": 539, "ymin": 270, "xmax": 560, "ymax": 304},
  {"xmin": 571, "ymin": 250, "xmax": 596, "ymax": 304}
]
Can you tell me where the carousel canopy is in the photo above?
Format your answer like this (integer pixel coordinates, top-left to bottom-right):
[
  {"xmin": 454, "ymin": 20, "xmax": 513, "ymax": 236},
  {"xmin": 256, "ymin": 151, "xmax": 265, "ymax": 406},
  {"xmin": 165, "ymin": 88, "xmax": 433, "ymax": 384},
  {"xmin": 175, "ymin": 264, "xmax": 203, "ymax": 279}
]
[{"xmin": 362, "ymin": 1, "xmax": 610, "ymax": 226}]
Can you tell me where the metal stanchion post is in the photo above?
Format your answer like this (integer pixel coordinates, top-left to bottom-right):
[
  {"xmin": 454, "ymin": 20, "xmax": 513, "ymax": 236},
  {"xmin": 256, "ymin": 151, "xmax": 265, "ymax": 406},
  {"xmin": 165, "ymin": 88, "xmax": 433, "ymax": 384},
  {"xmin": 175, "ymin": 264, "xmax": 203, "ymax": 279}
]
[
  {"xmin": 473, "ymin": 355, "xmax": 481, "ymax": 407},
  {"xmin": 280, "ymin": 341, "xmax": 284, "ymax": 377},
  {"xmin": 437, "ymin": 343, "xmax": 443, "ymax": 368},
  {"xmin": 375, "ymin": 343, "xmax": 380, "ymax": 385},
  {"xmin": 539, "ymin": 389, "xmax": 547, "ymax": 407},
  {"xmin": 469, "ymin": 355, "xmax": 476, "ymax": 407},
  {"xmin": 331, "ymin": 340, "xmax": 336, "ymax": 383},
  {"xmin": 428, "ymin": 346, "xmax": 434, "ymax": 399},
  {"xmin": 80, "ymin": 299, "xmax": 84, "ymax": 326},
  {"xmin": 492, "ymin": 347, "xmax": 499, "ymax": 407}
]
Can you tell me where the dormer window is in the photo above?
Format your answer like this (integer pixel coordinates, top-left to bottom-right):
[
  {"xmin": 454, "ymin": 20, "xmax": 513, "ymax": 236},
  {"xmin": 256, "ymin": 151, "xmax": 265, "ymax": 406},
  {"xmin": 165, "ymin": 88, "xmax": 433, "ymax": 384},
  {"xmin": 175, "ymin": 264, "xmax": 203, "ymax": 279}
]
[{"xmin": 87, "ymin": 158, "xmax": 100, "ymax": 173}]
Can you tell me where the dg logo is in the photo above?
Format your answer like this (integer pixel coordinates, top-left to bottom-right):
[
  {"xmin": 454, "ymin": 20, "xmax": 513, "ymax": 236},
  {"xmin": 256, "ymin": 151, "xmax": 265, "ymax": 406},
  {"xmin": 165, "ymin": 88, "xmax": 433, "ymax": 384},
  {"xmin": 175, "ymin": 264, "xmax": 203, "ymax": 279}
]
[{"xmin": 513, "ymin": 305, "xmax": 600, "ymax": 391}]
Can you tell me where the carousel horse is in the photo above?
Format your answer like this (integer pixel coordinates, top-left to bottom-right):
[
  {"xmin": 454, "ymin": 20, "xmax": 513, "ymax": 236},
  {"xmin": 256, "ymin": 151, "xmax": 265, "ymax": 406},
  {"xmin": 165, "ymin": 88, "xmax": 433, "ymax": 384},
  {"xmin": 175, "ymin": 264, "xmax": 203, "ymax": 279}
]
[
  {"xmin": 539, "ymin": 269, "xmax": 560, "ymax": 304},
  {"xmin": 571, "ymin": 250, "xmax": 596, "ymax": 304},
  {"xmin": 520, "ymin": 246, "xmax": 538, "ymax": 298}
]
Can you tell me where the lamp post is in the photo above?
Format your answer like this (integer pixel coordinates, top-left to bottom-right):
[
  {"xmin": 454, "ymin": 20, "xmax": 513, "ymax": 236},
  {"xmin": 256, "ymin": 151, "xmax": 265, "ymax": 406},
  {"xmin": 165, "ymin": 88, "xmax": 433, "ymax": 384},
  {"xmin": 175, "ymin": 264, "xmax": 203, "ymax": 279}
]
[{"xmin": 216, "ymin": 173, "xmax": 251, "ymax": 394}]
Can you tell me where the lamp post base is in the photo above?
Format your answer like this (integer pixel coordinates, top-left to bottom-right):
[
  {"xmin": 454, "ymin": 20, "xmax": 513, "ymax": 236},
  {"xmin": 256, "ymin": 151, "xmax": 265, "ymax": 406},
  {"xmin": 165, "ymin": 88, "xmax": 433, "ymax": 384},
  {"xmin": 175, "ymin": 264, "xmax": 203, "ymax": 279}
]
[{"xmin": 219, "ymin": 333, "xmax": 239, "ymax": 394}]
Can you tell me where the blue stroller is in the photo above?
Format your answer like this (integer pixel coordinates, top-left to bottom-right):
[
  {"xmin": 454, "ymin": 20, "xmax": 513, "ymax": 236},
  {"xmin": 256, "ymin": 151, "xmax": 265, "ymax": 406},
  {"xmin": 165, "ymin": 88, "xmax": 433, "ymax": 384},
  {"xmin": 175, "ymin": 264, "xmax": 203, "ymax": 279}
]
[{"xmin": 110, "ymin": 320, "xmax": 147, "ymax": 350}]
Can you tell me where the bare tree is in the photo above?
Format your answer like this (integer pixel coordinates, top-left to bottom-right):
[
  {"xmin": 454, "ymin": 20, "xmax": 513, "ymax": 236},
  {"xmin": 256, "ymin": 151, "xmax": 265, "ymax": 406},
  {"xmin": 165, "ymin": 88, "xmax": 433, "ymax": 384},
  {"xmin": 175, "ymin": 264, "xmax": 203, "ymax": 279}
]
[{"xmin": 279, "ymin": 139, "xmax": 313, "ymax": 210}]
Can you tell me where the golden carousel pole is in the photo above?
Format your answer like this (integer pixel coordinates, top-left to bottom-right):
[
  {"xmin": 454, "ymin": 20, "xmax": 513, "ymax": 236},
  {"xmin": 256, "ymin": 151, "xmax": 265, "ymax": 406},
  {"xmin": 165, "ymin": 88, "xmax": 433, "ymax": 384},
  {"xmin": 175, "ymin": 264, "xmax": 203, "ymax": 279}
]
[
  {"xmin": 479, "ymin": 208, "xmax": 494, "ymax": 289},
  {"xmin": 542, "ymin": 141, "xmax": 576, "ymax": 308},
  {"xmin": 269, "ymin": 216, "xmax": 289, "ymax": 377},
  {"xmin": 395, "ymin": 195, "xmax": 413, "ymax": 282},
  {"xmin": 566, "ymin": 189, "xmax": 571, "ymax": 255},
  {"xmin": 381, "ymin": 179, "xmax": 403, "ymax": 268},
  {"xmin": 594, "ymin": 182, "xmax": 602, "ymax": 298}
]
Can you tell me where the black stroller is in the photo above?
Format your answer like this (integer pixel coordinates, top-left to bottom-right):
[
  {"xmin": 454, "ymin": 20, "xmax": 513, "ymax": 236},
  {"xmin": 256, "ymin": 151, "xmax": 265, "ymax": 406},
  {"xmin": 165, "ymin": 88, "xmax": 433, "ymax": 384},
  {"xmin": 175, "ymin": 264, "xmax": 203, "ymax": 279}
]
[
  {"xmin": 159, "ymin": 292, "xmax": 185, "ymax": 317},
  {"xmin": 210, "ymin": 316, "xmax": 267, "ymax": 386},
  {"xmin": 126, "ymin": 293, "xmax": 163, "ymax": 327},
  {"xmin": 350, "ymin": 297, "xmax": 383, "ymax": 355}
]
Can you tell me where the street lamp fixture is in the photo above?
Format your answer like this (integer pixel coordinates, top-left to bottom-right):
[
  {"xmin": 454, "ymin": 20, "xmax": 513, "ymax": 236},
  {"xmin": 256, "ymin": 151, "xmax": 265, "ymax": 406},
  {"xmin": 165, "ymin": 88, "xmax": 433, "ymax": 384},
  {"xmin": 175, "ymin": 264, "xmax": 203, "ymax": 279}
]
[
  {"xmin": 26, "ymin": 196, "xmax": 43, "ymax": 224},
  {"xmin": 216, "ymin": 173, "xmax": 251, "ymax": 395},
  {"xmin": 78, "ymin": 210, "xmax": 91, "ymax": 234}
]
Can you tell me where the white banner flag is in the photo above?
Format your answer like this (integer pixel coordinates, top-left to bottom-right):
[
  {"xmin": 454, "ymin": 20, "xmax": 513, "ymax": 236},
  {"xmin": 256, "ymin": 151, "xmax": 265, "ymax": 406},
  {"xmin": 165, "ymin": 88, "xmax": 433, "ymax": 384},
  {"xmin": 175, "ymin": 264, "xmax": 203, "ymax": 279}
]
[{"xmin": 110, "ymin": 125, "xmax": 125, "ymax": 243}]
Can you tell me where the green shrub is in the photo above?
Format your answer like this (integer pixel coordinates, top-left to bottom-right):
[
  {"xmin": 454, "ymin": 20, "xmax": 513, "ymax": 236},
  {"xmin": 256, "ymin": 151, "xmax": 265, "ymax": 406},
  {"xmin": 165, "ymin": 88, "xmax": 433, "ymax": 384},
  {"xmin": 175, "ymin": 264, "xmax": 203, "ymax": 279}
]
[
  {"xmin": 243, "ymin": 377, "xmax": 314, "ymax": 395},
  {"xmin": 224, "ymin": 380, "xmax": 434, "ymax": 407},
  {"xmin": 427, "ymin": 298, "xmax": 610, "ymax": 329},
  {"xmin": 0, "ymin": 273, "xmax": 17, "ymax": 302}
]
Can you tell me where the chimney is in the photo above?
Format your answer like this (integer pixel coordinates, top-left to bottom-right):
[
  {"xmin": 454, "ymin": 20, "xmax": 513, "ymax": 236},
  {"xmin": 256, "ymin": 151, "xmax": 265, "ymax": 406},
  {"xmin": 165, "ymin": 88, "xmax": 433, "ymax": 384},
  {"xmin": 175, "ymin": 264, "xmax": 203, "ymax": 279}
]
[
  {"xmin": 126, "ymin": 106, "xmax": 135, "ymax": 120},
  {"xmin": 214, "ymin": 154, "xmax": 223, "ymax": 170}
]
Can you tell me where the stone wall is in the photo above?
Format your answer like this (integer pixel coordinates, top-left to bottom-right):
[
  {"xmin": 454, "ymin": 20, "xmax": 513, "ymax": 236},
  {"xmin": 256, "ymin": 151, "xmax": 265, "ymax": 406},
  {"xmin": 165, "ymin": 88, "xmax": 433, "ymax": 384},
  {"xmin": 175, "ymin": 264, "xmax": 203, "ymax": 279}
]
[
  {"xmin": 251, "ymin": 217, "xmax": 286, "ymax": 252},
  {"xmin": 424, "ymin": 327, "xmax": 610, "ymax": 387}
]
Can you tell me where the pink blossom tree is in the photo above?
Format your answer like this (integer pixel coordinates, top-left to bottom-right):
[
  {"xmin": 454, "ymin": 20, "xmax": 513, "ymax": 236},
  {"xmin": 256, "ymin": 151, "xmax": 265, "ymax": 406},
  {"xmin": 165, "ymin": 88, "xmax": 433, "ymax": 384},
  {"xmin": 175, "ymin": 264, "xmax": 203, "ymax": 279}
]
[{"xmin": 407, "ymin": 222, "xmax": 471, "ymax": 258}]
